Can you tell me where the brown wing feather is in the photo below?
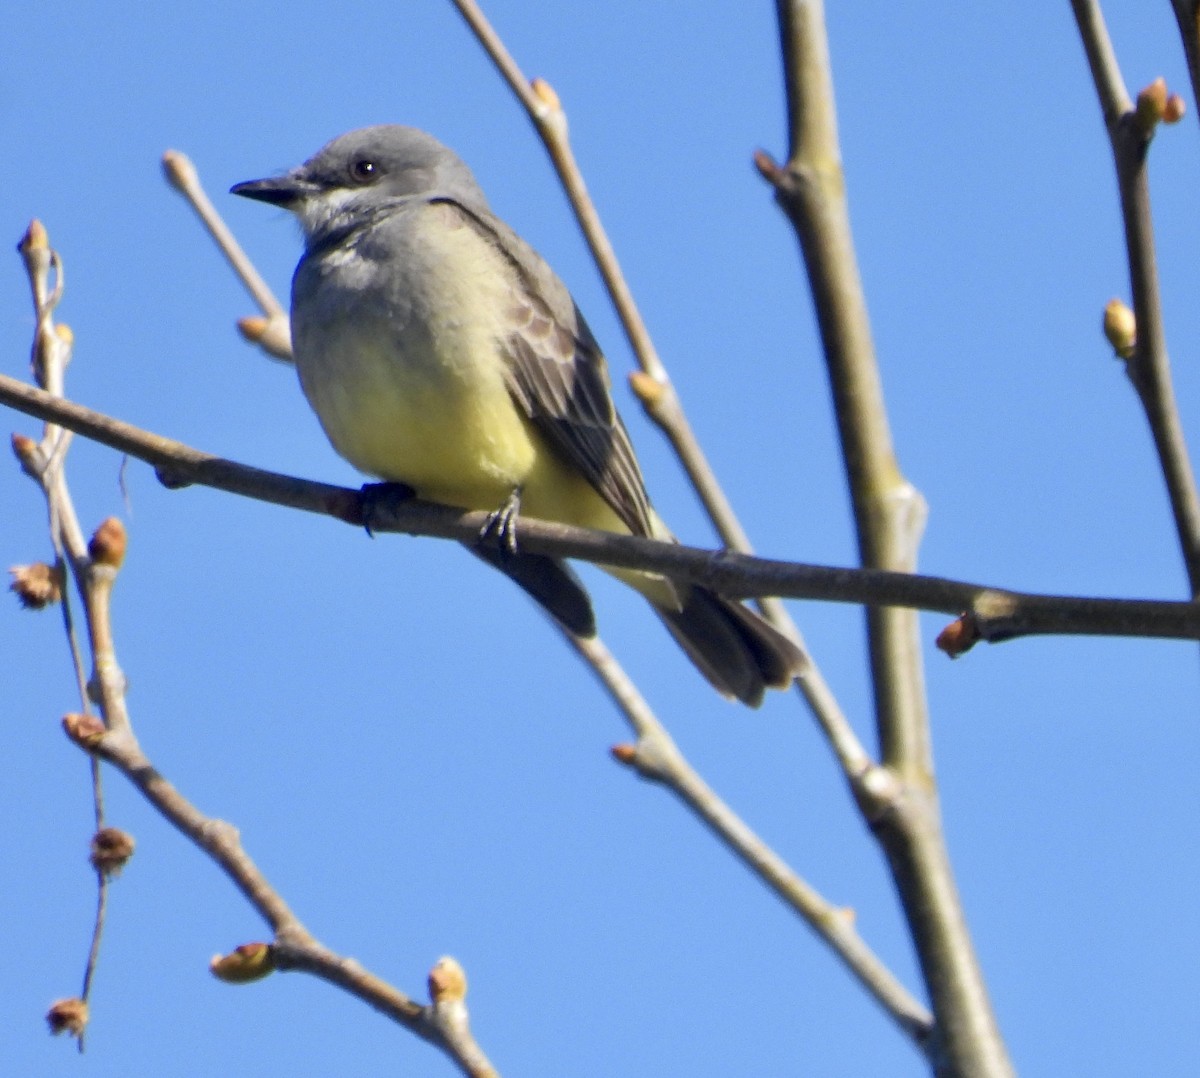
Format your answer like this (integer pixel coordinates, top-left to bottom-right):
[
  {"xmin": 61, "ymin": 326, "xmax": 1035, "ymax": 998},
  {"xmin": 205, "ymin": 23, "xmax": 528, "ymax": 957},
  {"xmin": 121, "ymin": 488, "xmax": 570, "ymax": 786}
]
[{"xmin": 442, "ymin": 198, "xmax": 655, "ymax": 537}]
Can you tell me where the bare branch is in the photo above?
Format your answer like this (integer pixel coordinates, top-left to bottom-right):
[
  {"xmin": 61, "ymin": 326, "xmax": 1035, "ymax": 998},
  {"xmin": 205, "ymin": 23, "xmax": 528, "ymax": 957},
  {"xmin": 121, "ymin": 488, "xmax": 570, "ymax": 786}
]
[
  {"xmin": 161, "ymin": 150, "xmax": 293, "ymax": 361},
  {"xmin": 763, "ymin": 3, "xmax": 1011, "ymax": 1073},
  {"xmin": 1073, "ymin": 0, "xmax": 1200, "ymax": 596},
  {"xmin": 4, "ymin": 375, "xmax": 1198, "ymax": 644},
  {"xmin": 570, "ymin": 634, "xmax": 933, "ymax": 1047}
]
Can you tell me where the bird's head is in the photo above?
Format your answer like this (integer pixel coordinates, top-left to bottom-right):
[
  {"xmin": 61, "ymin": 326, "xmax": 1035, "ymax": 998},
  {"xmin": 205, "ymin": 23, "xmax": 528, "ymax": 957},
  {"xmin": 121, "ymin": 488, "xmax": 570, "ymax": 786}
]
[{"xmin": 232, "ymin": 125, "xmax": 487, "ymax": 245}]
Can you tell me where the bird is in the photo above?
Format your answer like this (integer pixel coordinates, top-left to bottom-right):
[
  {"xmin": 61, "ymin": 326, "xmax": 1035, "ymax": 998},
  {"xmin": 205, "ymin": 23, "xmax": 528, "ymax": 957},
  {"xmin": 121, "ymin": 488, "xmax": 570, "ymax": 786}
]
[{"xmin": 232, "ymin": 125, "xmax": 804, "ymax": 706}]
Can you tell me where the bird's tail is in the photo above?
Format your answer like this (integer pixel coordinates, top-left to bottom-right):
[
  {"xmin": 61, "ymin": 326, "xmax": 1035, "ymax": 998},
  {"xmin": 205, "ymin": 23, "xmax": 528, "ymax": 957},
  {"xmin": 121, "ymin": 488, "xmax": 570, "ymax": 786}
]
[{"xmin": 653, "ymin": 587, "xmax": 807, "ymax": 707}]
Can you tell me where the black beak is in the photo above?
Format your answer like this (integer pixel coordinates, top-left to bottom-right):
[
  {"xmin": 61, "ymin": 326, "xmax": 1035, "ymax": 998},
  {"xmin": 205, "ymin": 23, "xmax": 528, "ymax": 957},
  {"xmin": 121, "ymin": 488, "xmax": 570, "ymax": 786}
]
[{"xmin": 230, "ymin": 175, "xmax": 311, "ymax": 207}]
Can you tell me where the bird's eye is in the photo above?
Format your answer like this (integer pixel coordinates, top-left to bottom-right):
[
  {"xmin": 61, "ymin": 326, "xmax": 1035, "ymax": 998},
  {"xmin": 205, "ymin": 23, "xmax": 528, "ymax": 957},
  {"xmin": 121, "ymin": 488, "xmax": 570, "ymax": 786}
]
[{"xmin": 350, "ymin": 159, "xmax": 378, "ymax": 183}]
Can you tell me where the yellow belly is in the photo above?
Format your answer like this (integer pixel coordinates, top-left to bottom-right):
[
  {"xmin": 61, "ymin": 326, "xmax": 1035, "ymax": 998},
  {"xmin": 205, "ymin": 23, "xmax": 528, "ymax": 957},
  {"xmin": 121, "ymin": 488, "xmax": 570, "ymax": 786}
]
[{"xmin": 297, "ymin": 329, "xmax": 630, "ymax": 535}]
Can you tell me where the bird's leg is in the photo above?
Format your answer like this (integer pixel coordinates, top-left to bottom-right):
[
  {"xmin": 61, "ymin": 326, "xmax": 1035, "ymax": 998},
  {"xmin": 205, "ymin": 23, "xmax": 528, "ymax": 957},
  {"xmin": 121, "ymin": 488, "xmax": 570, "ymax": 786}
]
[
  {"xmin": 359, "ymin": 481, "xmax": 416, "ymax": 538},
  {"xmin": 479, "ymin": 485, "xmax": 523, "ymax": 557}
]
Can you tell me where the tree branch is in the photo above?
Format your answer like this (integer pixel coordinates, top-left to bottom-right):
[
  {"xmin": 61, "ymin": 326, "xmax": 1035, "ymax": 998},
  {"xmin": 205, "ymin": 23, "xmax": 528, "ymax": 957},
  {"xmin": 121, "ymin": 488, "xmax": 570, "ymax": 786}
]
[
  {"xmin": 570, "ymin": 633, "xmax": 933, "ymax": 1048},
  {"xmin": 762, "ymin": 3, "xmax": 1011, "ymax": 1073},
  {"xmin": 1074, "ymin": 0, "xmax": 1200, "ymax": 596},
  {"xmin": 5, "ymin": 374, "xmax": 1198, "ymax": 645}
]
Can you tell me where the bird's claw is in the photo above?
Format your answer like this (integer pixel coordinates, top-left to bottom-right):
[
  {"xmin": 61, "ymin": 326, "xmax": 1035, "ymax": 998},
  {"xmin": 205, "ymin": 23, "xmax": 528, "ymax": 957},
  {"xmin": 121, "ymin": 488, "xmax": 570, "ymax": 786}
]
[{"xmin": 479, "ymin": 486, "xmax": 523, "ymax": 558}]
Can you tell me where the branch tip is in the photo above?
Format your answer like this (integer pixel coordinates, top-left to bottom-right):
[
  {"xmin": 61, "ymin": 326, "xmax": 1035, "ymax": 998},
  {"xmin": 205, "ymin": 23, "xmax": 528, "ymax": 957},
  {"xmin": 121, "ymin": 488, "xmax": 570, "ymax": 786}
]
[
  {"xmin": 18, "ymin": 219, "xmax": 49, "ymax": 255},
  {"xmin": 237, "ymin": 313, "xmax": 293, "ymax": 361},
  {"xmin": 428, "ymin": 955, "xmax": 468, "ymax": 1004},
  {"xmin": 161, "ymin": 149, "xmax": 198, "ymax": 193}
]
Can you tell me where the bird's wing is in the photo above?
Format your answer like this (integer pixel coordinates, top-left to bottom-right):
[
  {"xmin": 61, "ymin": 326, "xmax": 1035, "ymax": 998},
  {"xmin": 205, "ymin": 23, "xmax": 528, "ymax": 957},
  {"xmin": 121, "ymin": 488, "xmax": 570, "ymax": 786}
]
[{"xmin": 441, "ymin": 198, "xmax": 656, "ymax": 538}]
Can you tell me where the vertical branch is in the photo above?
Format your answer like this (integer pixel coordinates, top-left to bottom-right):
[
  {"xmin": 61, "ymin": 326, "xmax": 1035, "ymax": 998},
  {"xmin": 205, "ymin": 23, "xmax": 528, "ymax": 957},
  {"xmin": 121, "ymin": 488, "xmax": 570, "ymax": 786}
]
[
  {"xmin": 15, "ymin": 221, "xmax": 112, "ymax": 1052},
  {"xmin": 1076, "ymin": 0, "xmax": 1200, "ymax": 596},
  {"xmin": 759, "ymin": 4, "xmax": 1012, "ymax": 1075},
  {"xmin": 763, "ymin": 0, "xmax": 929, "ymax": 772}
]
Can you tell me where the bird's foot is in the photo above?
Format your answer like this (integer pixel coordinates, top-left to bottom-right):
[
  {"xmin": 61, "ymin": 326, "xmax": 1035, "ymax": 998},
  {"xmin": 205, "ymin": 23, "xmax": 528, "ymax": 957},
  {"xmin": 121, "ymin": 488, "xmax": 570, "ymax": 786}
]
[
  {"xmin": 359, "ymin": 481, "xmax": 416, "ymax": 537},
  {"xmin": 479, "ymin": 486, "xmax": 523, "ymax": 558}
]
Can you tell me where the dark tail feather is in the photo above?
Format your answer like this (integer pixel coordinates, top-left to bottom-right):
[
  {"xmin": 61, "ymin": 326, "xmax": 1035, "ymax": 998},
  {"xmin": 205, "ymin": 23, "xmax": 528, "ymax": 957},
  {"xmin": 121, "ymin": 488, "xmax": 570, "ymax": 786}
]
[
  {"xmin": 469, "ymin": 545, "xmax": 596, "ymax": 637},
  {"xmin": 655, "ymin": 588, "xmax": 807, "ymax": 707}
]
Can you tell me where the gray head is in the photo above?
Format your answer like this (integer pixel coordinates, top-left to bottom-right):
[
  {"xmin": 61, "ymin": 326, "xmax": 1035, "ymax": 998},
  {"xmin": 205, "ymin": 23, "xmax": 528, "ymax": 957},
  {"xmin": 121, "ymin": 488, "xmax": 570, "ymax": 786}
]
[{"xmin": 232, "ymin": 125, "xmax": 488, "ymax": 245}]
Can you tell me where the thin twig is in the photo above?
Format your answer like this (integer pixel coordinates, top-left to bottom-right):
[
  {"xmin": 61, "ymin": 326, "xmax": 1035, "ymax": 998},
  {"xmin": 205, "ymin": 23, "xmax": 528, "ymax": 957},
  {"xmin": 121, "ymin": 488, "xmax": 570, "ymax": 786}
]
[
  {"xmin": 16, "ymin": 221, "xmax": 112, "ymax": 1053},
  {"xmin": 1073, "ymin": 0, "xmax": 1200, "ymax": 597},
  {"xmin": 567, "ymin": 634, "xmax": 932, "ymax": 1047},
  {"xmin": 161, "ymin": 150, "xmax": 293, "ymax": 361}
]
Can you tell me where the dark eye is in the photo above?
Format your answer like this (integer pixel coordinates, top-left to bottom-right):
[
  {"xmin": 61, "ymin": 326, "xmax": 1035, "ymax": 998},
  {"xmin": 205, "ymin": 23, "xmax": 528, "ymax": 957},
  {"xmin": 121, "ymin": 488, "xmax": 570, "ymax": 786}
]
[{"xmin": 350, "ymin": 159, "xmax": 378, "ymax": 183}]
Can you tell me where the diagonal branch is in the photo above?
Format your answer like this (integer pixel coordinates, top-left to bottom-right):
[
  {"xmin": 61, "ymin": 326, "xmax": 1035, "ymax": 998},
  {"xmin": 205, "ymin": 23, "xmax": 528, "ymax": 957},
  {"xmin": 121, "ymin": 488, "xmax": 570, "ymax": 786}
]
[{"xmin": 570, "ymin": 633, "xmax": 933, "ymax": 1047}]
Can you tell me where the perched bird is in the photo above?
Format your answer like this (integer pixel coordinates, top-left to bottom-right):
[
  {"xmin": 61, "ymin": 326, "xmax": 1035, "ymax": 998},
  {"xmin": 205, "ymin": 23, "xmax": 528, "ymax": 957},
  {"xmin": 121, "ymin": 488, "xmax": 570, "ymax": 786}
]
[{"xmin": 232, "ymin": 125, "xmax": 803, "ymax": 705}]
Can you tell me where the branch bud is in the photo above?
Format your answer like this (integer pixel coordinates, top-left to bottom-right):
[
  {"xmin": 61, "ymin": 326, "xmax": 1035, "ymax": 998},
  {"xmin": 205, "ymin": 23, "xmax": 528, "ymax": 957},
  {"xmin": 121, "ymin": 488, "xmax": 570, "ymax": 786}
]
[
  {"xmin": 11, "ymin": 432, "xmax": 38, "ymax": 464},
  {"xmin": 62, "ymin": 712, "xmax": 107, "ymax": 747},
  {"xmin": 210, "ymin": 943, "xmax": 275, "ymax": 984},
  {"xmin": 237, "ymin": 314, "xmax": 293, "ymax": 360},
  {"xmin": 88, "ymin": 518, "xmax": 127, "ymax": 568},
  {"xmin": 428, "ymin": 956, "xmax": 467, "ymax": 1004},
  {"xmin": 18, "ymin": 219, "xmax": 49, "ymax": 256},
  {"xmin": 530, "ymin": 77, "xmax": 561, "ymax": 112},
  {"xmin": 1163, "ymin": 94, "xmax": 1187, "ymax": 124},
  {"xmin": 935, "ymin": 614, "xmax": 979, "ymax": 658},
  {"xmin": 628, "ymin": 371, "xmax": 666, "ymax": 408},
  {"xmin": 753, "ymin": 148, "xmax": 785, "ymax": 186},
  {"xmin": 1102, "ymin": 298, "xmax": 1136, "ymax": 359},
  {"xmin": 610, "ymin": 743, "xmax": 638, "ymax": 766},
  {"xmin": 46, "ymin": 997, "xmax": 88, "ymax": 1037},
  {"xmin": 9, "ymin": 562, "xmax": 64, "ymax": 609},
  {"xmin": 1135, "ymin": 77, "xmax": 1169, "ymax": 130},
  {"xmin": 161, "ymin": 149, "xmax": 198, "ymax": 193},
  {"xmin": 90, "ymin": 827, "xmax": 136, "ymax": 877}
]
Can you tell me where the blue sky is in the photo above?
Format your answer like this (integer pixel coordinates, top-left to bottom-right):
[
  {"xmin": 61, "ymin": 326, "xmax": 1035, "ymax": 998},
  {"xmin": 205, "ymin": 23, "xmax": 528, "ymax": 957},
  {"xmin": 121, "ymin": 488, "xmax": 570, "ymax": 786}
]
[{"xmin": 3, "ymin": 3, "xmax": 1198, "ymax": 1075}]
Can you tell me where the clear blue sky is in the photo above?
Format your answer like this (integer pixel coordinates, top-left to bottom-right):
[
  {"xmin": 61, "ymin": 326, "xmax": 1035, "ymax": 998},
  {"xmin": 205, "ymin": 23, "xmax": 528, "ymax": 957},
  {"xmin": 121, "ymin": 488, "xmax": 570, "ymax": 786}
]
[{"xmin": 3, "ymin": 3, "xmax": 1198, "ymax": 1075}]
